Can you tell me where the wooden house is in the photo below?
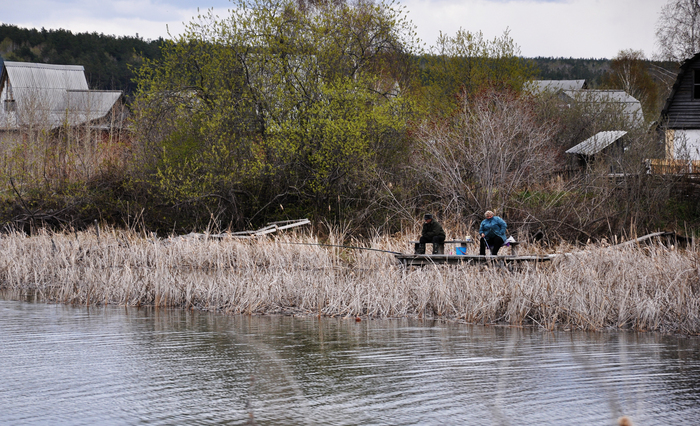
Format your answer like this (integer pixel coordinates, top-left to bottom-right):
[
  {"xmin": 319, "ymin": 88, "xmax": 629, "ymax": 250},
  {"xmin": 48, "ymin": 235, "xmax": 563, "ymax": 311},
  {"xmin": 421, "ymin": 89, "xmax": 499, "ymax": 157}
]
[
  {"xmin": 658, "ymin": 52, "xmax": 700, "ymax": 170},
  {"xmin": 525, "ymin": 79, "xmax": 643, "ymax": 126}
]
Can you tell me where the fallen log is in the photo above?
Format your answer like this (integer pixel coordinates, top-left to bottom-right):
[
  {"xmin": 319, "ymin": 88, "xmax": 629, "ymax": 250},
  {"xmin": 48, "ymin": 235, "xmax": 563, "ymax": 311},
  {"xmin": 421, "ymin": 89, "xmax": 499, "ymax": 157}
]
[{"xmin": 616, "ymin": 231, "xmax": 688, "ymax": 248}]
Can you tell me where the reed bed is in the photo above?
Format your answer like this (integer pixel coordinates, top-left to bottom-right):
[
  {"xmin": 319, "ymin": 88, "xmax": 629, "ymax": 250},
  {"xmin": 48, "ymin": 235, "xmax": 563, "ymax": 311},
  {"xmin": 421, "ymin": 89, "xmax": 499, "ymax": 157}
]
[{"xmin": 1, "ymin": 228, "xmax": 699, "ymax": 334}]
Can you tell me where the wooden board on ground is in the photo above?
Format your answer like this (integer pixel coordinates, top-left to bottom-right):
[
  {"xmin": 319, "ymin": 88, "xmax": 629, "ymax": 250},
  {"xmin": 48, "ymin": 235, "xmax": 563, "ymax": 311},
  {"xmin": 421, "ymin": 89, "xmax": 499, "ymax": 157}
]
[
  {"xmin": 177, "ymin": 219, "xmax": 311, "ymax": 240},
  {"xmin": 395, "ymin": 253, "xmax": 552, "ymax": 267}
]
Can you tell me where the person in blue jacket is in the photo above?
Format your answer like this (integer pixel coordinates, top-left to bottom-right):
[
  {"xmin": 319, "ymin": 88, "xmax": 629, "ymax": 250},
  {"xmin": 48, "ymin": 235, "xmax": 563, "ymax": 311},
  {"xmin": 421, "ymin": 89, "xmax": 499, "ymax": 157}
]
[{"xmin": 479, "ymin": 210, "xmax": 507, "ymax": 255}]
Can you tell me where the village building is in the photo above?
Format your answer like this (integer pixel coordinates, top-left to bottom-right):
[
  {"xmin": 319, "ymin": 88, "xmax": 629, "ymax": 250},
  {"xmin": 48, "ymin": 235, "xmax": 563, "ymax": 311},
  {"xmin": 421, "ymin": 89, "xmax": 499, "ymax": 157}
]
[
  {"xmin": 0, "ymin": 61, "xmax": 123, "ymax": 131},
  {"xmin": 525, "ymin": 79, "xmax": 644, "ymax": 127},
  {"xmin": 657, "ymin": 51, "xmax": 700, "ymax": 171},
  {"xmin": 523, "ymin": 79, "xmax": 587, "ymax": 96},
  {"xmin": 565, "ymin": 130, "xmax": 628, "ymax": 172},
  {"xmin": 525, "ymin": 79, "xmax": 645, "ymax": 172},
  {"xmin": 559, "ymin": 89, "xmax": 645, "ymax": 128}
]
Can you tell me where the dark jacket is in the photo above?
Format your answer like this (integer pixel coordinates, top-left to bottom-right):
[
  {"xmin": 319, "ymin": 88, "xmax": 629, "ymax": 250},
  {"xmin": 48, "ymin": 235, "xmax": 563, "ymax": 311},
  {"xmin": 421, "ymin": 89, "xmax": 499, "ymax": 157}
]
[{"xmin": 422, "ymin": 220, "xmax": 446, "ymax": 239}]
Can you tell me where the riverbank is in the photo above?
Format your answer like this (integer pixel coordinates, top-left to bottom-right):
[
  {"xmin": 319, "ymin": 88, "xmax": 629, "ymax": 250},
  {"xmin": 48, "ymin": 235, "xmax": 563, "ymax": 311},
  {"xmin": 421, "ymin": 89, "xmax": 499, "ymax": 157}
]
[{"xmin": 1, "ymin": 228, "xmax": 698, "ymax": 334}]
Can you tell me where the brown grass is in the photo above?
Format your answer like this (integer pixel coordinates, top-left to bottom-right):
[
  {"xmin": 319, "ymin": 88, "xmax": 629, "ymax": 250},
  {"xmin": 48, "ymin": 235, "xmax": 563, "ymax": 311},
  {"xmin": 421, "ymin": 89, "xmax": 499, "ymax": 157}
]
[{"xmin": 1, "ymin": 227, "xmax": 699, "ymax": 334}]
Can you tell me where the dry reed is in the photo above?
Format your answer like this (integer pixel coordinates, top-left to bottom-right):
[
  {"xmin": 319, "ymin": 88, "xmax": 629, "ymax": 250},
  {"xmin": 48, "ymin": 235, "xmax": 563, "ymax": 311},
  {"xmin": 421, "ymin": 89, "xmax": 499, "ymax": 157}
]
[{"xmin": 1, "ymin": 227, "xmax": 699, "ymax": 334}]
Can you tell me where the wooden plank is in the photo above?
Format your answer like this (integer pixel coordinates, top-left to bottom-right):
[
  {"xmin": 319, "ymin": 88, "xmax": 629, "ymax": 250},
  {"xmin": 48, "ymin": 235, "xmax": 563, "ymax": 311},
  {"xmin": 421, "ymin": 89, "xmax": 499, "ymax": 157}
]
[
  {"xmin": 274, "ymin": 219, "xmax": 311, "ymax": 230},
  {"xmin": 182, "ymin": 218, "xmax": 311, "ymax": 240},
  {"xmin": 395, "ymin": 253, "xmax": 552, "ymax": 267},
  {"xmin": 615, "ymin": 232, "xmax": 668, "ymax": 247},
  {"xmin": 615, "ymin": 231, "xmax": 688, "ymax": 248}
]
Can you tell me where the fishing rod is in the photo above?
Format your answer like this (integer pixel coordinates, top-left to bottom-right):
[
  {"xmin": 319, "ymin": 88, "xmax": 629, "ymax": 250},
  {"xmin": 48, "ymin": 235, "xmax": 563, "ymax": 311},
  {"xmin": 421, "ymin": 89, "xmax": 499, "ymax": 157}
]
[
  {"xmin": 481, "ymin": 233, "xmax": 491, "ymax": 255},
  {"xmin": 276, "ymin": 241, "xmax": 402, "ymax": 255}
]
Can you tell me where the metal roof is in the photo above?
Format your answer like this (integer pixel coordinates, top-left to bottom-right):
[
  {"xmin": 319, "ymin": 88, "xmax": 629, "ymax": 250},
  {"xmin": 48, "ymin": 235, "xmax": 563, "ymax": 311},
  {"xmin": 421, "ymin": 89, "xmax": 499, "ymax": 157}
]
[
  {"xmin": 0, "ymin": 61, "xmax": 121, "ymax": 129},
  {"xmin": 560, "ymin": 89, "xmax": 644, "ymax": 125},
  {"xmin": 565, "ymin": 130, "xmax": 628, "ymax": 156},
  {"xmin": 3, "ymin": 61, "xmax": 88, "ymax": 91},
  {"xmin": 524, "ymin": 79, "xmax": 586, "ymax": 95},
  {"xmin": 62, "ymin": 90, "xmax": 124, "ymax": 124}
]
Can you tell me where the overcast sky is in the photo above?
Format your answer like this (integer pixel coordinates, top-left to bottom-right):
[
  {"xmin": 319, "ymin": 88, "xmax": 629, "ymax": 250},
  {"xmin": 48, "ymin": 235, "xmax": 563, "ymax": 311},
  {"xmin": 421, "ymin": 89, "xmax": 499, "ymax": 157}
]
[{"xmin": 2, "ymin": 0, "xmax": 668, "ymax": 59}]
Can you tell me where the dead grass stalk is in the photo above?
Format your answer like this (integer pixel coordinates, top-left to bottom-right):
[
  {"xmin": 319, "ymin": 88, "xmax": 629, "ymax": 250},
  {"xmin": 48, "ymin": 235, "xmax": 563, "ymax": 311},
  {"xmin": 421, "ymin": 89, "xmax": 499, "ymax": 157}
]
[{"xmin": 1, "ymin": 228, "xmax": 699, "ymax": 334}]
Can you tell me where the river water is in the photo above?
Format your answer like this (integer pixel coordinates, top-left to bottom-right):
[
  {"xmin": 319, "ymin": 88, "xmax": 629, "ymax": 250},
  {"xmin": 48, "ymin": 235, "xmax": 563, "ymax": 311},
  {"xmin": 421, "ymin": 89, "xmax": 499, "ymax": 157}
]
[{"xmin": 2, "ymin": 298, "xmax": 700, "ymax": 425}]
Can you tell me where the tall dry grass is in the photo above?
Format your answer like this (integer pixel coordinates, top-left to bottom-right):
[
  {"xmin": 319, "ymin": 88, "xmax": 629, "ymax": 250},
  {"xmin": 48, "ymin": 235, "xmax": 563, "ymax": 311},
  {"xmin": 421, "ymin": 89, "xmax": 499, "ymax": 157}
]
[
  {"xmin": 1, "ymin": 227, "xmax": 699, "ymax": 334},
  {"xmin": 0, "ymin": 103, "xmax": 128, "ymax": 202}
]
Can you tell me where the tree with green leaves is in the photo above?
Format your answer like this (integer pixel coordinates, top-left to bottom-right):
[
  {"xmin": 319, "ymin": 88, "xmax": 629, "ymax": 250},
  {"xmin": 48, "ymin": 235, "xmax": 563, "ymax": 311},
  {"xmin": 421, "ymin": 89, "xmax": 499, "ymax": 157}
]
[
  {"xmin": 131, "ymin": 0, "xmax": 418, "ymax": 230},
  {"xmin": 418, "ymin": 28, "xmax": 535, "ymax": 116}
]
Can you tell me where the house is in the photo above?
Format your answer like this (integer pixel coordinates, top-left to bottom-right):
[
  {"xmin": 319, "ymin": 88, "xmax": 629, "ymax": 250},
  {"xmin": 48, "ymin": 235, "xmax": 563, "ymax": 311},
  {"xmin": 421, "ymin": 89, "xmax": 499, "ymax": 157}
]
[
  {"xmin": 559, "ymin": 89, "xmax": 645, "ymax": 127},
  {"xmin": 523, "ymin": 79, "xmax": 587, "ymax": 96},
  {"xmin": 0, "ymin": 61, "xmax": 122, "ymax": 130},
  {"xmin": 565, "ymin": 130, "xmax": 628, "ymax": 171},
  {"xmin": 558, "ymin": 90, "xmax": 643, "ymax": 173},
  {"xmin": 525, "ymin": 80, "xmax": 644, "ymax": 126},
  {"xmin": 525, "ymin": 79, "xmax": 645, "ymax": 173},
  {"xmin": 658, "ymin": 52, "xmax": 700, "ymax": 164}
]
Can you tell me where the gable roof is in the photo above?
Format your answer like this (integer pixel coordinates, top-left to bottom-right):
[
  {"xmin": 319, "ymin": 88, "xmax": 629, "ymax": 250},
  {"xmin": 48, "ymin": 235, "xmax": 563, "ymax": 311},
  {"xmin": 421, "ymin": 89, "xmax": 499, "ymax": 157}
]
[
  {"xmin": 660, "ymin": 52, "xmax": 700, "ymax": 128},
  {"xmin": 524, "ymin": 79, "xmax": 586, "ymax": 95},
  {"xmin": 3, "ymin": 61, "xmax": 89, "ymax": 91},
  {"xmin": 559, "ymin": 89, "xmax": 644, "ymax": 125},
  {"xmin": 565, "ymin": 130, "xmax": 628, "ymax": 156},
  {"xmin": 0, "ymin": 61, "xmax": 122, "ymax": 129}
]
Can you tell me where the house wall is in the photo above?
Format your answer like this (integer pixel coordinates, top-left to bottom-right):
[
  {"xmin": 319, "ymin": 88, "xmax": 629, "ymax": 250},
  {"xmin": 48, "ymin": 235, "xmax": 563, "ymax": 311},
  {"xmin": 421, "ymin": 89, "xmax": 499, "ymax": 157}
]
[
  {"xmin": 665, "ymin": 57, "xmax": 700, "ymax": 129},
  {"xmin": 666, "ymin": 129, "xmax": 700, "ymax": 160},
  {"xmin": 0, "ymin": 75, "xmax": 16, "ymax": 128}
]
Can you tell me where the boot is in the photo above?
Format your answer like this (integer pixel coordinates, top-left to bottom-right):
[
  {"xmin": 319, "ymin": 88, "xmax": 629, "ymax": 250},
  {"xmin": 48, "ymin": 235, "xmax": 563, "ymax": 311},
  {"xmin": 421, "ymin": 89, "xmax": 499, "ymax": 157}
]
[{"xmin": 415, "ymin": 243, "xmax": 426, "ymax": 254}]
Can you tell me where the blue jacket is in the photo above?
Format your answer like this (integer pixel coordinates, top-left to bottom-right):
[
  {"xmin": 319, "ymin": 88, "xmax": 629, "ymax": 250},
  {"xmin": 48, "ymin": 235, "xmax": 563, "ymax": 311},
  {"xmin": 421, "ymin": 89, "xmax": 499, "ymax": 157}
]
[{"xmin": 479, "ymin": 216, "xmax": 507, "ymax": 242}]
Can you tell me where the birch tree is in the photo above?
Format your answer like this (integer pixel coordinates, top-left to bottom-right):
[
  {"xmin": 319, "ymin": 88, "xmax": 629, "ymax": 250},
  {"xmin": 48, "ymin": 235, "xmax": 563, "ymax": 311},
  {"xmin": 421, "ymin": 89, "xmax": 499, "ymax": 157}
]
[{"xmin": 655, "ymin": 0, "xmax": 700, "ymax": 62}]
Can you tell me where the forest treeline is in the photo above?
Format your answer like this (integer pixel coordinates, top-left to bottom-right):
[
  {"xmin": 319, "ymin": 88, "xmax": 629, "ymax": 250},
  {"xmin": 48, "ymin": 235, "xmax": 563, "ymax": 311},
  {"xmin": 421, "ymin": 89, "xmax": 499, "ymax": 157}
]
[
  {"xmin": 0, "ymin": 1, "xmax": 694, "ymax": 243},
  {"xmin": 0, "ymin": 24, "xmax": 677, "ymax": 109}
]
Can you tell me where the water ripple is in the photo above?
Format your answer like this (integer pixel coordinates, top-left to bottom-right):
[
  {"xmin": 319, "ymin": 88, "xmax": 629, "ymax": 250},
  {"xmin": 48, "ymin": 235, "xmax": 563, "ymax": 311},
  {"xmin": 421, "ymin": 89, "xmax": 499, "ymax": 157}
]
[{"xmin": 2, "ymin": 300, "xmax": 700, "ymax": 425}]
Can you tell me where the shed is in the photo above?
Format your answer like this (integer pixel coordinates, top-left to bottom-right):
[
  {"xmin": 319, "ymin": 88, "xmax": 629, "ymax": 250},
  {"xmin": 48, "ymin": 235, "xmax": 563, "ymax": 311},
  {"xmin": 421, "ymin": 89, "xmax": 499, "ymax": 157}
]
[
  {"xmin": 0, "ymin": 61, "xmax": 122, "ymax": 130},
  {"xmin": 565, "ymin": 130, "xmax": 628, "ymax": 171}
]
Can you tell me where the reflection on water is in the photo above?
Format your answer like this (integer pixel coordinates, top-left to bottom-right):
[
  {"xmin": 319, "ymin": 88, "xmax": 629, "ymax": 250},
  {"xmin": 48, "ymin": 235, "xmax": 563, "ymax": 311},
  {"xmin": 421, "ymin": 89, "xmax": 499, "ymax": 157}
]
[{"xmin": 2, "ymin": 298, "xmax": 700, "ymax": 425}]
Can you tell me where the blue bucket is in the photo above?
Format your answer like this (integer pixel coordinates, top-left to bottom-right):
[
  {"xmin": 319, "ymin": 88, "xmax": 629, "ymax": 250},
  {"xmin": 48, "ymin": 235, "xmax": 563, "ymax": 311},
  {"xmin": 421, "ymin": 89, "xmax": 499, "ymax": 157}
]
[{"xmin": 455, "ymin": 247, "xmax": 467, "ymax": 255}]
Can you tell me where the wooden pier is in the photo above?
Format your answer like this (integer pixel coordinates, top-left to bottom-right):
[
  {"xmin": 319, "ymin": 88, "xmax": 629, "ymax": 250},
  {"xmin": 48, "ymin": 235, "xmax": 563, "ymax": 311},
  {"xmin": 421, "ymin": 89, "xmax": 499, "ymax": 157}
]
[{"xmin": 395, "ymin": 253, "xmax": 553, "ymax": 267}]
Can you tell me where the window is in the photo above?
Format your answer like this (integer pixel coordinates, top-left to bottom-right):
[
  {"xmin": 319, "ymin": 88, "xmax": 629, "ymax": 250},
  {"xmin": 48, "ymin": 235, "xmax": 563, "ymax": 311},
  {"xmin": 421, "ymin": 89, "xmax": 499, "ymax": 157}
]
[
  {"xmin": 694, "ymin": 70, "xmax": 700, "ymax": 99},
  {"xmin": 4, "ymin": 99, "xmax": 15, "ymax": 112}
]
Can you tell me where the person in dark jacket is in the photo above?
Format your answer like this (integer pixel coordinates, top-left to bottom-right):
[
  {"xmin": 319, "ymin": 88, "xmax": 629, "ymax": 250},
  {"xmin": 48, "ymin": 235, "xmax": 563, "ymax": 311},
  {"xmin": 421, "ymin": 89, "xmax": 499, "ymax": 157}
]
[
  {"xmin": 479, "ymin": 210, "xmax": 507, "ymax": 255},
  {"xmin": 415, "ymin": 213, "xmax": 446, "ymax": 254}
]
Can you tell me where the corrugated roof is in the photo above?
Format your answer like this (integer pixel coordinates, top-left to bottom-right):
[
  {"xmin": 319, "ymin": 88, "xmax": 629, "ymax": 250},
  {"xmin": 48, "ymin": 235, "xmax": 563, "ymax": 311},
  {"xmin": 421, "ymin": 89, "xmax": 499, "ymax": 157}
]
[
  {"xmin": 524, "ymin": 79, "xmax": 586, "ymax": 95},
  {"xmin": 561, "ymin": 89, "xmax": 638, "ymax": 104},
  {"xmin": 62, "ymin": 90, "xmax": 123, "ymax": 124},
  {"xmin": 565, "ymin": 130, "xmax": 627, "ymax": 156},
  {"xmin": 3, "ymin": 61, "xmax": 88, "ymax": 92},
  {"xmin": 560, "ymin": 89, "xmax": 644, "ymax": 125},
  {"xmin": 0, "ymin": 62, "xmax": 121, "ymax": 129}
]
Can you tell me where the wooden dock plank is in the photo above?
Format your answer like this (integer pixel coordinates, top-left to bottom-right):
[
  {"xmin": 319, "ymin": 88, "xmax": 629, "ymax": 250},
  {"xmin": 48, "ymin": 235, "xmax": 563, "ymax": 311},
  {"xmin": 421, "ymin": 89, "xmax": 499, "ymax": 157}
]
[{"xmin": 395, "ymin": 253, "xmax": 552, "ymax": 267}]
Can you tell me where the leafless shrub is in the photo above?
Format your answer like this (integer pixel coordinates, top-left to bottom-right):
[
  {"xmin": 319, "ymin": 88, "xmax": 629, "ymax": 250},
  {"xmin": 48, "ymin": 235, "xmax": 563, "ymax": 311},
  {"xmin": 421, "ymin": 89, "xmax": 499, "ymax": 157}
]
[
  {"xmin": 655, "ymin": 0, "xmax": 700, "ymax": 62},
  {"xmin": 0, "ymin": 99, "xmax": 128, "ymax": 228},
  {"xmin": 413, "ymin": 89, "xmax": 559, "ymax": 221}
]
